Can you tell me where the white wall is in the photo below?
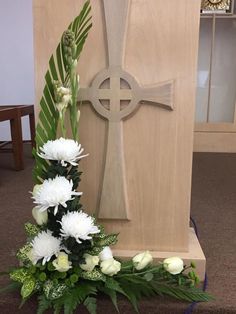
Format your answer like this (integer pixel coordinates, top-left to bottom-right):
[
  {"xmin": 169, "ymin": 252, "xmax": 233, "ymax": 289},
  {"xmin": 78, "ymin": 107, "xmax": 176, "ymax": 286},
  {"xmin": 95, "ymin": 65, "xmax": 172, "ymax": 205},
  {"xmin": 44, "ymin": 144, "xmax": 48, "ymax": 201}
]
[{"xmin": 0, "ymin": 0, "xmax": 34, "ymax": 140}]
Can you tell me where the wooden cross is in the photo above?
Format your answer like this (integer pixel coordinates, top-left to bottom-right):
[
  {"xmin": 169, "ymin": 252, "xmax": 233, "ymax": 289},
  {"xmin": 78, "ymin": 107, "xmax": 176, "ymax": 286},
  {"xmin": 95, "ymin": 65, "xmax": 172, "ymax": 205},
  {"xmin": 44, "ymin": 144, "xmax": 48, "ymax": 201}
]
[{"xmin": 78, "ymin": 0, "xmax": 174, "ymax": 220}]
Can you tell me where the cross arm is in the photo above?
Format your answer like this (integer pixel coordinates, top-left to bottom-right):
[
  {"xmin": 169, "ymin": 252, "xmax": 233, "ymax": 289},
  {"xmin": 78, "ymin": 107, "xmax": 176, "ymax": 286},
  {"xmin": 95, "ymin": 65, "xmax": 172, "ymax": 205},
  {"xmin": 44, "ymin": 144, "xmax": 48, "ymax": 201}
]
[{"xmin": 138, "ymin": 80, "xmax": 174, "ymax": 111}]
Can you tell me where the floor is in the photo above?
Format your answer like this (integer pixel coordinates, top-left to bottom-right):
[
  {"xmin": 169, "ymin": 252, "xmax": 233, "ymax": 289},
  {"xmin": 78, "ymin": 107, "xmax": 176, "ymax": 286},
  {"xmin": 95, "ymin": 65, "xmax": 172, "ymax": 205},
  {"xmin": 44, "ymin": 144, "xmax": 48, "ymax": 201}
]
[{"xmin": 0, "ymin": 144, "xmax": 235, "ymax": 313}]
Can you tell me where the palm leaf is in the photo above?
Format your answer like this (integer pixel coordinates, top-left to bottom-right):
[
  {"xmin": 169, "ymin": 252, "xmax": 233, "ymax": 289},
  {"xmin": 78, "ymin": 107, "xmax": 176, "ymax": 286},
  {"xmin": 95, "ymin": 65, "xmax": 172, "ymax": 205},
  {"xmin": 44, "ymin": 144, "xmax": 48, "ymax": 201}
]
[{"xmin": 33, "ymin": 1, "xmax": 92, "ymax": 183}]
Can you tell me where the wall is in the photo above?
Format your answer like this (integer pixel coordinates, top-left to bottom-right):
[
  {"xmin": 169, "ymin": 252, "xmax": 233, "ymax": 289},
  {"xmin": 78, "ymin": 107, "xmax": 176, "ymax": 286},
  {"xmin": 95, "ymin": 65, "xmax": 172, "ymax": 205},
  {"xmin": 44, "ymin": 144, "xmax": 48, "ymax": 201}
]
[{"xmin": 0, "ymin": 0, "xmax": 34, "ymax": 140}]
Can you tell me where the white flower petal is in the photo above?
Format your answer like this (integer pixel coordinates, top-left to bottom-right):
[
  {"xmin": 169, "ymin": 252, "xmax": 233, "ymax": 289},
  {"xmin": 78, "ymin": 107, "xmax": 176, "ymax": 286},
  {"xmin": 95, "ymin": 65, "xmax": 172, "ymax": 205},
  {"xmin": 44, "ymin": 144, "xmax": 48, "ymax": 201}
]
[
  {"xmin": 31, "ymin": 230, "xmax": 61, "ymax": 265},
  {"xmin": 31, "ymin": 176, "xmax": 82, "ymax": 215},
  {"xmin": 38, "ymin": 138, "xmax": 89, "ymax": 166},
  {"xmin": 60, "ymin": 211, "xmax": 100, "ymax": 243}
]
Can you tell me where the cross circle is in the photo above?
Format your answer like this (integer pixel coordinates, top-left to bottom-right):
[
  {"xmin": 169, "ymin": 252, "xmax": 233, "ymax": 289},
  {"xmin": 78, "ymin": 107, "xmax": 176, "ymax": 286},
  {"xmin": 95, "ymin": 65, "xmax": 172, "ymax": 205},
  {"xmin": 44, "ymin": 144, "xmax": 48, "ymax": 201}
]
[{"xmin": 89, "ymin": 66, "xmax": 140, "ymax": 122}]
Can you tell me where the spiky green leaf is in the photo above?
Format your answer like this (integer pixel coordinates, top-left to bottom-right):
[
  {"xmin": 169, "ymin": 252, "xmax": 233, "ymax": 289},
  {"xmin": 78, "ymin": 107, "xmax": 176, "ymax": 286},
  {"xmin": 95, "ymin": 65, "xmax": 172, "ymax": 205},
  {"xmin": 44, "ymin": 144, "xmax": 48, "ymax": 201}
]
[{"xmin": 33, "ymin": 0, "xmax": 92, "ymax": 183}]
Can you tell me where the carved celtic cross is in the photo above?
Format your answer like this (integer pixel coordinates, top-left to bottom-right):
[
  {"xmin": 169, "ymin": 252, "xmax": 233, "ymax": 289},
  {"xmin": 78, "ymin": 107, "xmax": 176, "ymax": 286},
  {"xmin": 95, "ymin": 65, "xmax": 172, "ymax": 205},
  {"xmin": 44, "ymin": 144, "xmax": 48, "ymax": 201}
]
[{"xmin": 78, "ymin": 0, "xmax": 174, "ymax": 220}]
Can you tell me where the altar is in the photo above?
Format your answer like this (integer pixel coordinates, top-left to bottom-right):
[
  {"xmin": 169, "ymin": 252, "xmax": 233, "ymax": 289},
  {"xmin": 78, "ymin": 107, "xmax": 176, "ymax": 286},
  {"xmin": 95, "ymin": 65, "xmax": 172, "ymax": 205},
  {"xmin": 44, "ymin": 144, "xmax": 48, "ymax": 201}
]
[{"xmin": 33, "ymin": 0, "xmax": 205, "ymax": 279}]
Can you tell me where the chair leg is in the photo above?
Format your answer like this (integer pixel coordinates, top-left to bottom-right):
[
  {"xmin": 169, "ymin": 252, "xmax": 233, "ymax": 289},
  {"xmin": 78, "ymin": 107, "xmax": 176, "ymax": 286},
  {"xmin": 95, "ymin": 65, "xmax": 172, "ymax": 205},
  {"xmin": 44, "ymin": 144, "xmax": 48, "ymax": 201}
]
[
  {"xmin": 10, "ymin": 114, "xmax": 24, "ymax": 170},
  {"xmin": 29, "ymin": 112, "xmax": 36, "ymax": 148}
]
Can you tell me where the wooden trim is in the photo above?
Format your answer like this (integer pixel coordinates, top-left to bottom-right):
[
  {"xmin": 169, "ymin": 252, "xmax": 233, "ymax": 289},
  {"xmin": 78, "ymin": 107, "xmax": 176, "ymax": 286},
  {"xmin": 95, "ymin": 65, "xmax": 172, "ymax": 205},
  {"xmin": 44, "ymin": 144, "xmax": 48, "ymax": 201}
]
[
  {"xmin": 195, "ymin": 122, "xmax": 236, "ymax": 132},
  {"xmin": 206, "ymin": 14, "xmax": 216, "ymax": 122},
  {"xmin": 194, "ymin": 131, "xmax": 236, "ymax": 152}
]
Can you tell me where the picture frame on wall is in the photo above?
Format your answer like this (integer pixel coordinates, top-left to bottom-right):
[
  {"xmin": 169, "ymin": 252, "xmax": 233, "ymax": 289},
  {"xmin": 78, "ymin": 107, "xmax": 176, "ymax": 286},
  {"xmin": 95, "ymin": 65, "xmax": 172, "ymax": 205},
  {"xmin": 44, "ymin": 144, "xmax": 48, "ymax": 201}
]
[{"xmin": 201, "ymin": 0, "xmax": 234, "ymax": 14}]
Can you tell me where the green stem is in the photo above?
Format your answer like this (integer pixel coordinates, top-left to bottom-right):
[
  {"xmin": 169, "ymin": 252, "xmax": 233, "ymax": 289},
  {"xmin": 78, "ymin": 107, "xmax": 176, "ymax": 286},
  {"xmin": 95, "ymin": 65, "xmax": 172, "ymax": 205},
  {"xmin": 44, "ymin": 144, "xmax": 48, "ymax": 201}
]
[
  {"xmin": 59, "ymin": 115, "xmax": 66, "ymax": 138},
  {"xmin": 69, "ymin": 66, "xmax": 78, "ymax": 141},
  {"xmin": 118, "ymin": 265, "xmax": 163, "ymax": 278}
]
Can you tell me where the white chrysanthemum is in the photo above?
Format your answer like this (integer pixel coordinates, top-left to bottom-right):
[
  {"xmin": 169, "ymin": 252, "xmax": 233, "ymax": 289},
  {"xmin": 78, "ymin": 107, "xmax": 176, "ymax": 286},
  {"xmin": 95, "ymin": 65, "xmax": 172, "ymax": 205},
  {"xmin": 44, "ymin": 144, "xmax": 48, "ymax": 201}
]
[
  {"xmin": 31, "ymin": 230, "xmax": 61, "ymax": 265},
  {"xmin": 60, "ymin": 211, "xmax": 100, "ymax": 243},
  {"xmin": 38, "ymin": 138, "xmax": 88, "ymax": 166},
  {"xmin": 32, "ymin": 176, "xmax": 82, "ymax": 215}
]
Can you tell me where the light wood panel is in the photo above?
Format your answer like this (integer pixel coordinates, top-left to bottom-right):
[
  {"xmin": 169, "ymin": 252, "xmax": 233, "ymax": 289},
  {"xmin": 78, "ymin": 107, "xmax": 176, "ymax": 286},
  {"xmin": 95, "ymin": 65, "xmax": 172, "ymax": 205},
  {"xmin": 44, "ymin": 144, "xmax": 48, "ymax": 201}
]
[
  {"xmin": 194, "ymin": 131, "xmax": 236, "ymax": 152},
  {"xmin": 33, "ymin": 0, "xmax": 202, "ymax": 254}
]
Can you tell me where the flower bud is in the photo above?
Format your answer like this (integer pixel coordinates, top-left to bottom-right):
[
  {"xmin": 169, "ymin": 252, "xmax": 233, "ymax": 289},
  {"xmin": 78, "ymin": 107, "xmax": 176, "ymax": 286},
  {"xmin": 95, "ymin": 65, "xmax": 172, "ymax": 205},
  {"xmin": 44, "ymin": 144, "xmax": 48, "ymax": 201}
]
[
  {"xmin": 57, "ymin": 86, "xmax": 71, "ymax": 95},
  {"xmin": 72, "ymin": 59, "xmax": 78, "ymax": 68},
  {"xmin": 52, "ymin": 252, "xmax": 72, "ymax": 272},
  {"xmin": 80, "ymin": 254, "xmax": 99, "ymax": 272},
  {"xmin": 132, "ymin": 251, "xmax": 153, "ymax": 270},
  {"xmin": 99, "ymin": 246, "xmax": 113, "ymax": 261},
  {"xmin": 62, "ymin": 94, "xmax": 72, "ymax": 105},
  {"xmin": 100, "ymin": 258, "xmax": 121, "ymax": 276},
  {"xmin": 163, "ymin": 257, "xmax": 184, "ymax": 275},
  {"xmin": 77, "ymin": 110, "xmax": 80, "ymax": 122},
  {"xmin": 32, "ymin": 207, "xmax": 48, "ymax": 226}
]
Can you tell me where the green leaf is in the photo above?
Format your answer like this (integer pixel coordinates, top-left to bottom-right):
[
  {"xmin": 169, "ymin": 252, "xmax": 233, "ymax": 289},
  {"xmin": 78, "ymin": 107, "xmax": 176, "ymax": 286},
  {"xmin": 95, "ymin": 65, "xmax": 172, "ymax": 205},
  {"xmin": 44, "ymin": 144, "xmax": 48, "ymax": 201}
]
[
  {"xmin": 61, "ymin": 284, "xmax": 97, "ymax": 314},
  {"xmin": 24, "ymin": 222, "xmax": 40, "ymax": 237},
  {"xmin": 105, "ymin": 277, "xmax": 127, "ymax": 297},
  {"xmin": 144, "ymin": 272, "xmax": 154, "ymax": 282},
  {"xmin": 43, "ymin": 280, "xmax": 68, "ymax": 300},
  {"xmin": 96, "ymin": 234, "xmax": 118, "ymax": 247},
  {"xmin": 10, "ymin": 268, "xmax": 30, "ymax": 283},
  {"xmin": 151, "ymin": 282, "xmax": 214, "ymax": 302},
  {"xmin": 37, "ymin": 294, "xmax": 52, "ymax": 314},
  {"xmin": 33, "ymin": 0, "xmax": 92, "ymax": 182},
  {"xmin": 99, "ymin": 286, "xmax": 119, "ymax": 312},
  {"xmin": 56, "ymin": 43, "xmax": 65, "ymax": 82},
  {"xmin": 49, "ymin": 56, "xmax": 58, "ymax": 80},
  {"xmin": 0, "ymin": 282, "xmax": 21, "ymax": 294},
  {"xmin": 21, "ymin": 277, "xmax": 36, "ymax": 299},
  {"xmin": 83, "ymin": 296, "xmax": 97, "ymax": 314},
  {"xmin": 64, "ymin": 295, "xmax": 79, "ymax": 314},
  {"xmin": 80, "ymin": 269, "xmax": 106, "ymax": 282}
]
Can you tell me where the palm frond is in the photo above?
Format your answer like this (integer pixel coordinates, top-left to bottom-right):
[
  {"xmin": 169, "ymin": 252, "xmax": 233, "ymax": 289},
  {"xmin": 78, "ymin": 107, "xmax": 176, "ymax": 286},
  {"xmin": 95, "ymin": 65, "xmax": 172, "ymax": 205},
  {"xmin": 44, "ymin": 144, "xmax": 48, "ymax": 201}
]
[{"xmin": 33, "ymin": 1, "xmax": 92, "ymax": 183}]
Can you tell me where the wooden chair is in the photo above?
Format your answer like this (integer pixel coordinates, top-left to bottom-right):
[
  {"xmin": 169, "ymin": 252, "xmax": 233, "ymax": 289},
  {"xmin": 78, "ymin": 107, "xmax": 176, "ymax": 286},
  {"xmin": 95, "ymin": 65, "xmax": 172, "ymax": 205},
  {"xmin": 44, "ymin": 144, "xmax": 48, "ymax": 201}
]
[{"xmin": 0, "ymin": 105, "xmax": 35, "ymax": 170}]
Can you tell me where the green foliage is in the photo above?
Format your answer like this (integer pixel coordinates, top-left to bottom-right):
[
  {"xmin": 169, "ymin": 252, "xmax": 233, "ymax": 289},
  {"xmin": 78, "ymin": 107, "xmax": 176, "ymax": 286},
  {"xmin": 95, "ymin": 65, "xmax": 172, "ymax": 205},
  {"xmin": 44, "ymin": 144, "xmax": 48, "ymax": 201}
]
[
  {"xmin": 52, "ymin": 283, "xmax": 97, "ymax": 314},
  {"xmin": 33, "ymin": 0, "xmax": 92, "ymax": 183},
  {"xmin": 21, "ymin": 277, "xmax": 36, "ymax": 299},
  {"xmin": 37, "ymin": 295, "xmax": 52, "ymax": 314},
  {"xmin": 10, "ymin": 268, "xmax": 30, "ymax": 284},
  {"xmin": 43, "ymin": 280, "xmax": 68, "ymax": 300},
  {"xmin": 0, "ymin": 282, "xmax": 21, "ymax": 294},
  {"xmin": 83, "ymin": 297, "xmax": 97, "ymax": 314},
  {"xmin": 16, "ymin": 243, "xmax": 32, "ymax": 265},
  {"xmin": 24, "ymin": 222, "xmax": 40, "ymax": 238},
  {"xmin": 98, "ymin": 286, "xmax": 119, "ymax": 312},
  {"xmin": 96, "ymin": 233, "xmax": 118, "ymax": 247},
  {"xmin": 80, "ymin": 269, "xmax": 106, "ymax": 282}
]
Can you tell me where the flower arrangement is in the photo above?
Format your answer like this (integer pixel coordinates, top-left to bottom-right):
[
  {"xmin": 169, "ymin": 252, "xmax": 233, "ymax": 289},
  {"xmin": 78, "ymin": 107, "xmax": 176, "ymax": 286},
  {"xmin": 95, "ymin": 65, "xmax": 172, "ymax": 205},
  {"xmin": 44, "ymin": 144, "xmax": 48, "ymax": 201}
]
[{"xmin": 0, "ymin": 1, "xmax": 212, "ymax": 313}]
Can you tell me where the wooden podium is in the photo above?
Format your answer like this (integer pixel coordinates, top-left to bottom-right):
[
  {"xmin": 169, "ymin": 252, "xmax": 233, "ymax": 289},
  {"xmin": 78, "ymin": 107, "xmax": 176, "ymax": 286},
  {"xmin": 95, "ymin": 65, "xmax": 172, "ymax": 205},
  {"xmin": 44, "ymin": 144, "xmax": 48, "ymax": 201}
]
[{"xmin": 33, "ymin": 0, "xmax": 205, "ymax": 279}]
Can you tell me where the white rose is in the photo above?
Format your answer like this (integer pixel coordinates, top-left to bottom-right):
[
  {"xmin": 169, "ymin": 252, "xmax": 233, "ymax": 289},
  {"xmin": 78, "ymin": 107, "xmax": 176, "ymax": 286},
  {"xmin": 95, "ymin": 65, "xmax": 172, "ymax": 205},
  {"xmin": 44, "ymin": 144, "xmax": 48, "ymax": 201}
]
[
  {"xmin": 32, "ymin": 207, "xmax": 48, "ymax": 225},
  {"xmin": 52, "ymin": 252, "xmax": 72, "ymax": 272},
  {"xmin": 132, "ymin": 251, "xmax": 153, "ymax": 270},
  {"xmin": 163, "ymin": 257, "xmax": 184, "ymax": 275},
  {"xmin": 32, "ymin": 184, "xmax": 42, "ymax": 197},
  {"xmin": 80, "ymin": 254, "xmax": 99, "ymax": 272},
  {"xmin": 99, "ymin": 247, "xmax": 113, "ymax": 261},
  {"xmin": 100, "ymin": 258, "xmax": 121, "ymax": 276}
]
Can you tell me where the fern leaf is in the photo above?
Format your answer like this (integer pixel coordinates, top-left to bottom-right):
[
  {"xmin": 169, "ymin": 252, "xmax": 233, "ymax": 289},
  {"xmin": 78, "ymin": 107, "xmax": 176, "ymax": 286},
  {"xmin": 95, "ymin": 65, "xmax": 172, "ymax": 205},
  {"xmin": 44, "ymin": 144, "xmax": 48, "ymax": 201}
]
[
  {"xmin": 98, "ymin": 286, "xmax": 119, "ymax": 313},
  {"xmin": 83, "ymin": 297, "xmax": 97, "ymax": 314},
  {"xmin": 37, "ymin": 295, "xmax": 52, "ymax": 314},
  {"xmin": 152, "ymin": 282, "xmax": 213, "ymax": 302}
]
